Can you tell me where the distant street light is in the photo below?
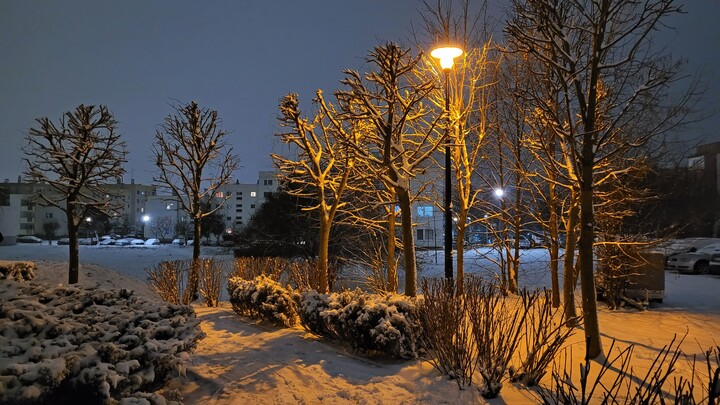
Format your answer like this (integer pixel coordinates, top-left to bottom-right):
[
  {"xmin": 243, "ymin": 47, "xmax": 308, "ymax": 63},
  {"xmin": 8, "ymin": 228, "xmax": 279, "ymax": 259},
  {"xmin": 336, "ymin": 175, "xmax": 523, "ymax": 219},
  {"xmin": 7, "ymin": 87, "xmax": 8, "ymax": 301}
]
[
  {"xmin": 432, "ymin": 45, "xmax": 463, "ymax": 281},
  {"xmin": 142, "ymin": 215, "xmax": 150, "ymax": 223},
  {"xmin": 85, "ymin": 217, "xmax": 92, "ymax": 239},
  {"xmin": 494, "ymin": 188, "xmax": 504, "ymax": 198}
]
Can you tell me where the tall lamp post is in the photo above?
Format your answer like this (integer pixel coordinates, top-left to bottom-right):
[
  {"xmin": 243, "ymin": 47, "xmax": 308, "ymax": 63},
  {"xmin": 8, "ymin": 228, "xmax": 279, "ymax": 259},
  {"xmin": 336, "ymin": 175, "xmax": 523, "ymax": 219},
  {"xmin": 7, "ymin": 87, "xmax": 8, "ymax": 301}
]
[{"xmin": 431, "ymin": 45, "xmax": 463, "ymax": 281}]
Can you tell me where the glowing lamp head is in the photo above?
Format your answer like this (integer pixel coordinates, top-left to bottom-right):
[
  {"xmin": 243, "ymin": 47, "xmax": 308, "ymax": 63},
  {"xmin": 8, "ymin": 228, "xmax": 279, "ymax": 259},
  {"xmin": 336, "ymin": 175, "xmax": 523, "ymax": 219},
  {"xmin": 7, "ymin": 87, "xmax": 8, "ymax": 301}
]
[
  {"xmin": 431, "ymin": 46, "xmax": 463, "ymax": 70},
  {"xmin": 494, "ymin": 188, "xmax": 504, "ymax": 198},
  {"xmin": 142, "ymin": 215, "xmax": 150, "ymax": 222}
]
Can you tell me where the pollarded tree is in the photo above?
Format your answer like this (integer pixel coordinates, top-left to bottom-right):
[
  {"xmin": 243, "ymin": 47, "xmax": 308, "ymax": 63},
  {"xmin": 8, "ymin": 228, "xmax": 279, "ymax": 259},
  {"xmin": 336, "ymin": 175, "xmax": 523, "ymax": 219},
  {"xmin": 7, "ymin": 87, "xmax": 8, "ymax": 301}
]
[
  {"xmin": 153, "ymin": 101, "xmax": 239, "ymax": 302},
  {"xmin": 506, "ymin": 0, "xmax": 697, "ymax": 358},
  {"xmin": 23, "ymin": 104, "xmax": 127, "ymax": 284}
]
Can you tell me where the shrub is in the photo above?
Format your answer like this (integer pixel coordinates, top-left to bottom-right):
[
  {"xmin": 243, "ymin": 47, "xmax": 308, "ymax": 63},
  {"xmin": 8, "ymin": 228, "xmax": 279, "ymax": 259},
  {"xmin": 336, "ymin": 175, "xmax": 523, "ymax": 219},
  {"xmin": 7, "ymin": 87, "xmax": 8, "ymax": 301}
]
[
  {"xmin": 227, "ymin": 275, "xmax": 298, "ymax": 326},
  {"xmin": 417, "ymin": 278, "xmax": 476, "ymax": 388},
  {"xmin": 146, "ymin": 260, "xmax": 186, "ymax": 305},
  {"xmin": 296, "ymin": 289, "xmax": 423, "ymax": 359},
  {"xmin": 0, "ymin": 280, "xmax": 205, "ymax": 404},
  {"xmin": 0, "ymin": 260, "xmax": 36, "ymax": 281},
  {"xmin": 198, "ymin": 258, "xmax": 224, "ymax": 307},
  {"xmin": 147, "ymin": 259, "xmax": 226, "ymax": 307}
]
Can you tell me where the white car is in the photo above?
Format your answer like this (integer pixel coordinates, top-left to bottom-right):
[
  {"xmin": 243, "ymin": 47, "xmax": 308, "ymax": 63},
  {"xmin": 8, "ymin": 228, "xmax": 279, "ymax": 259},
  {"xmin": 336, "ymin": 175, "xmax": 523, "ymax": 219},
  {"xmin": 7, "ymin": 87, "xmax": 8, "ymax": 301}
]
[
  {"xmin": 130, "ymin": 239, "xmax": 145, "ymax": 246},
  {"xmin": 144, "ymin": 238, "xmax": 160, "ymax": 245},
  {"xmin": 17, "ymin": 235, "xmax": 43, "ymax": 243},
  {"xmin": 666, "ymin": 242, "xmax": 720, "ymax": 274},
  {"xmin": 98, "ymin": 238, "xmax": 115, "ymax": 246}
]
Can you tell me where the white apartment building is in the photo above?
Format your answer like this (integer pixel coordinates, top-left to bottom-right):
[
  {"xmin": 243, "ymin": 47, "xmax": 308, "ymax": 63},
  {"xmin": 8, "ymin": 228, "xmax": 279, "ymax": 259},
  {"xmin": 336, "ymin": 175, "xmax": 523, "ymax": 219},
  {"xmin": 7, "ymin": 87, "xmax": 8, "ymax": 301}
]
[{"xmin": 216, "ymin": 171, "xmax": 278, "ymax": 232}]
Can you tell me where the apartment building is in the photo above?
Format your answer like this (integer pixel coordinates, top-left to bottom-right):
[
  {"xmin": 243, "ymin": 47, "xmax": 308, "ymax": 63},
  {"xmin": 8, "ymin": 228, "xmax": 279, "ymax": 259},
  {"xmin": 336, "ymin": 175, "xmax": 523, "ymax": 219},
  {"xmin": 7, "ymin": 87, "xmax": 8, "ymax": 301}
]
[{"xmin": 216, "ymin": 171, "xmax": 278, "ymax": 232}]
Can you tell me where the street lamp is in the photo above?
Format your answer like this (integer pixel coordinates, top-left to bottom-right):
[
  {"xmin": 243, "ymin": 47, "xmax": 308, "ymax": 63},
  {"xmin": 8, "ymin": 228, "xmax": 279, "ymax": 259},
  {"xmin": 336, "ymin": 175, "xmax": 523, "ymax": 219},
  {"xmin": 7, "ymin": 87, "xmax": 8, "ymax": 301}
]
[
  {"xmin": 432, "ymin": 45, "xmax": 463, "ymax": 281},
  {"xmin": 142, "ymin": 215, "xmax": 150, "ymax": 239},
  {"xmin": 85, "ymin": 217, "xmax": 92, "ymax": 240}
]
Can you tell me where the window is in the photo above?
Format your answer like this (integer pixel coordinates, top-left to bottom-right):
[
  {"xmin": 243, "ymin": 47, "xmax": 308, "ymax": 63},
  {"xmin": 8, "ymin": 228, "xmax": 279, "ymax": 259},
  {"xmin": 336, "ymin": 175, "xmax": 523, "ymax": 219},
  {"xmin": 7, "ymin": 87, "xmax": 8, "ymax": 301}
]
[
  {"xmin": 416, "ymin": 229, "xmax": 434, "ymax": 241},
  {"xmin": 226, "ymin": 216, "xmax": 231, "ymax": 221},
  {"xmin": 45, "ymin": 212, "xmax": 53, "ymax": 219},
  {"xmin": 250, "ymin": 191, "xmax": 257, "ymax": 197},
  {"xmin": 250, "ymin": 204, "xmax": 256, "ymax": 209},
  {"xmin": 263, "ymin": 192, "xmax": 271, "ymax": 198},
  {"xmin": 236, "ymin": 196, "xmax": 243, "ymax": 200},
  {"xmin": 236, "ymin": 208, "xmax": 242, "ymax": 212},
  {"xmin": 215, "ymin": 191, "xmax": 224, "ymax": 198},
  {"xmin": 417, "ymin": 206, "xmax": 433, "ymax": 217},
  {"xmin": 263, "ymin": 179, "xmax": 273, "ymax": 186}
]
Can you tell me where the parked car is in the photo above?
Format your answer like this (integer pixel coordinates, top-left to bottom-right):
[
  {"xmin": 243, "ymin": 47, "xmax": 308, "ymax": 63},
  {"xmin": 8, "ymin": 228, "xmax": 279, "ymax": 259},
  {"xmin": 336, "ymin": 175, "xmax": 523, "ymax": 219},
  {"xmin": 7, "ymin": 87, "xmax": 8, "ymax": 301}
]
[
  {"xmin": 17, "ymin": 235, "xmax": 42, "ymax": 243},
  {"xmin": 113, "ymin": 238, "xmax": 132, "ymax": 246},
  {"xmin": 505, "ymin": 235, "xmax": 532, "ymax": 249},
  {"xmin": 98, "ymin": 237, "xmax": 115, "ymax": 246},
  {"xmin": 171, "ymin": 238, "xmax": 184, "ymax": 246},
  {"xmin": 709, "ymin": 253, "xmax": 720, "ymax": 275},
  {"xmin": 665, "ymin": 242, "xmax": 720, "ymax": 274},
  {"xmin": 130, "ymin": 239, "xmax": 145, "ymax": 246},
  {"xmin": 144, "ymin": 238, "xmax": 160, "ymax": 246},
  {"xmin": 57, "ymin": 237, "xmax": 70, "ymax": 245}
]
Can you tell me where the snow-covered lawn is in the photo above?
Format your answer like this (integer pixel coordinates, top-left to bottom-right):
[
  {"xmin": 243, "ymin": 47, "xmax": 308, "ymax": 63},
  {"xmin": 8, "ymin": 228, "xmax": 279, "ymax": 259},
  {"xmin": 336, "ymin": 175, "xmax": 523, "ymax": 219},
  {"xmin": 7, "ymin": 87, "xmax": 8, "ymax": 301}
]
[{"xmin": 1, "ymin": 243, "xmax": 719, "ymax": 403}]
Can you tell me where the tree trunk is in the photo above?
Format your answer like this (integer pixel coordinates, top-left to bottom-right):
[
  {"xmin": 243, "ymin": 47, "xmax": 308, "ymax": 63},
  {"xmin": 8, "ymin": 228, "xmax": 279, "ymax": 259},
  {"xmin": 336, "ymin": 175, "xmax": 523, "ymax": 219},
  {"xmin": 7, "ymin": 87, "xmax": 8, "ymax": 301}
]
[
  {"xmin": 579, "ymin": 146, "xmax": 602, "ymax": 359},
  {"xmin": 184, "ymin": 217, "xmax": 202, "ymax": 304},
  {"xmin": 387, "ymin": 209, "xmax": 397, "ymax": 293},
  {"xmin": 563, "ymin": 194, "xmax": 579, "ymax": 326},
  {"xmin": 317, "ymin": 214, "xmax": 331, "ymax": 294},
  {"xmin": 456, "ymin": 218, "xmax": 465, "ymax": 295},
  {"xmin": 548, "ymin": 134, "xmax": 560, "ymax": 308},
  {"xmin": 66, "ymin": 208, "xmax": 79, "ymax": 284},
  {"xmin": 396, "ymin": 188, "xmax": 417, "ymax": 297}
]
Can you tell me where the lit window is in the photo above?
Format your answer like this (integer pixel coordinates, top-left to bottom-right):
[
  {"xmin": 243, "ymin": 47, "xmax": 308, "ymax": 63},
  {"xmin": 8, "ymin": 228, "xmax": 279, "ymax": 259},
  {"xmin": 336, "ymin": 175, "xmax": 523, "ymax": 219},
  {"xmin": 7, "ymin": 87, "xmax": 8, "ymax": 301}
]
[
  {"xmin": 417, "ymin": 206, "xmax": 433, "ymax": 217},
  {"xmin": 250, "ymin": 191, "xmax": 257, "ymax": 197}
]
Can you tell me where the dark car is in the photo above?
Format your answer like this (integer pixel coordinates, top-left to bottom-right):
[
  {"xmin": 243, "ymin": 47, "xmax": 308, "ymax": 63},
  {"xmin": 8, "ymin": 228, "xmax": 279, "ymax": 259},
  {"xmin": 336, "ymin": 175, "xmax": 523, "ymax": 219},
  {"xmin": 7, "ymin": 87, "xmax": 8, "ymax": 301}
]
[
  {"xmin": 709, "ymin": 253, "xmax": 720, "ymax": 275},
  {"xmin": 57, "ymin": 238, "xmax": 70, "ymax": 245}
]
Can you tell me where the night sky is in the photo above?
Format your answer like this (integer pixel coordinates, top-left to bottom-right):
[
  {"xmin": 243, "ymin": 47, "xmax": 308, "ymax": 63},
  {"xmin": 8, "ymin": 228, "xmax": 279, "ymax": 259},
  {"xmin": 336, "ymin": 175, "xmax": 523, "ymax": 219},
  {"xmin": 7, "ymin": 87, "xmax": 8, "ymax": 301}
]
[{"xmin": 1, "ymin": 1, "xmax": 717, "ymax": 185}]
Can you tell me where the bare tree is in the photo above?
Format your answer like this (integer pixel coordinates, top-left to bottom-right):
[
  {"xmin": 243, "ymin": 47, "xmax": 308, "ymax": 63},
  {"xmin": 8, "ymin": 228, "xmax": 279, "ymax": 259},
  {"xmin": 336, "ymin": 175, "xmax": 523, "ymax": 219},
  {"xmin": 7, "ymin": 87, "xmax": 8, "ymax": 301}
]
[
  {"xmin": 272, "ymin": 92, "xmax": 356, "ymax": 293},
  {"xmin": 336, "ymin": 43, "xmax": 444, "ymax": 297},
  {"xmin": 150, "ymin": 215, "xmax": 172, "ymax": 240},
  {"xmin": 506, "ymin": 0, "xmax": 697, "ymax": 358},
  {"xmin": 418, "ymin": 0, "xmax": 496, "ymax": 295},
  {"xmin": 43, "ymin": 220, "xmax": 60, "ymax": 244},
  {"xmin": 153, "ymin": 101, "xmax": 239, "ymax": 301},
  {"xmin": 23, "ymin": 104, "xmax": 127, "ymax": 284}
]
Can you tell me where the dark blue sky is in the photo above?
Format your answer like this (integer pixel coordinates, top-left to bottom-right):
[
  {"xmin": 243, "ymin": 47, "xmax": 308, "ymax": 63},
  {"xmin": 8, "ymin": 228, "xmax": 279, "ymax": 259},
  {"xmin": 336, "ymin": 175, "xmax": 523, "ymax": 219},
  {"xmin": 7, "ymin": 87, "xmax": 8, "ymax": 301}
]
[{"xmin": 1, "ymin": 1, "xmax": 717, "ymax": 185}]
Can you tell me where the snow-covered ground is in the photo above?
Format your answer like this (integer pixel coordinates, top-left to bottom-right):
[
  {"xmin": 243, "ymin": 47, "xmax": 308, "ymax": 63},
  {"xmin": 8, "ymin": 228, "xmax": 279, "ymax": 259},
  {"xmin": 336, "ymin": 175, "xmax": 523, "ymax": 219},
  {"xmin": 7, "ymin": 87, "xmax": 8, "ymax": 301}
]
[{"xmin": 1, "ymin": 243, "xmax": 719, "ymax": 403}]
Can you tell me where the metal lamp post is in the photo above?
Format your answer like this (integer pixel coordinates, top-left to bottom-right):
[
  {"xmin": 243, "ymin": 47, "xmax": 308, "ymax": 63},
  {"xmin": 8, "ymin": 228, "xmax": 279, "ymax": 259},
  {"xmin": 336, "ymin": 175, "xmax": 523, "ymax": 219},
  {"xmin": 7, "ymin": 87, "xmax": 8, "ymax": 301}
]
[{"xmin": 431, "ymin": 45, "xmax": 463, "ymax": 281}]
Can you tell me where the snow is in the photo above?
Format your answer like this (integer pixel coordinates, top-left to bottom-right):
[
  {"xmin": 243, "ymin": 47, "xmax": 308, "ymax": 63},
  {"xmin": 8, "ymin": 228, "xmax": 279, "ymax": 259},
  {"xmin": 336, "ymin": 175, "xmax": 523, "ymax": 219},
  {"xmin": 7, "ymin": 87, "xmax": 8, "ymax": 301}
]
[{"xmin": 1, "ymin": 243, "xmax": 719, "ymax": 403}]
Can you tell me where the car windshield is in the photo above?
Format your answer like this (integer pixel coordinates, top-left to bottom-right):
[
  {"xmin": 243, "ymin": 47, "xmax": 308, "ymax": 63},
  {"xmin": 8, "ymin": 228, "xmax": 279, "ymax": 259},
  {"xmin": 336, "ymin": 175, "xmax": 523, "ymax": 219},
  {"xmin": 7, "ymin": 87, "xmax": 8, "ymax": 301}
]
[{"xmin": 697, "ymin": 244, "xmax": 720, "ymax": 254}]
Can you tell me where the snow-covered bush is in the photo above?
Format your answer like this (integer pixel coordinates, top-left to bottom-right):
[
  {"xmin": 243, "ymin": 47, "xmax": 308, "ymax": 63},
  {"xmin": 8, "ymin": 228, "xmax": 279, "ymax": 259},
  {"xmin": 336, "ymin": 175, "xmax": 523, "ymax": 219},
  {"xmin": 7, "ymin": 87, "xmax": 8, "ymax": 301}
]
[
  {"xmin": 296, "ymin": 289, "xmax": 423, "ymax": 359},
  {"xmin": 0, "ymin": 280, "xmax": 205, "ymax": 404},
  {"xmin": 0, "ymin": 260, "xmax": 36, "ymax": 282},
  {"xmin": 227, "ymin": 275, "xmax": 298, "ymax": 326},
  {"xmin": 295, "ymin": 289, "xmax": 333, "ymax": 337}
]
